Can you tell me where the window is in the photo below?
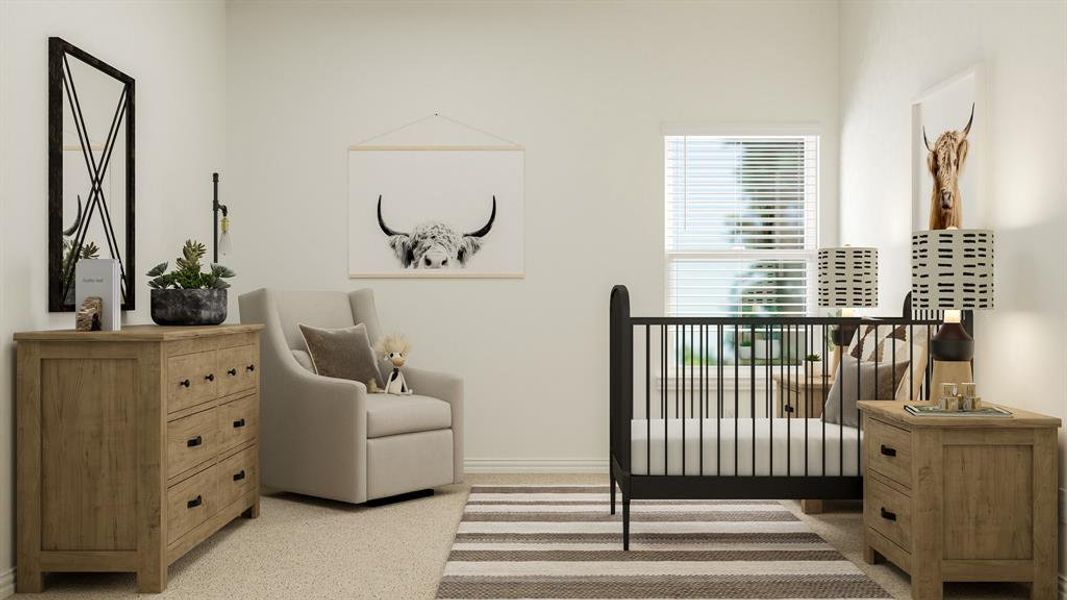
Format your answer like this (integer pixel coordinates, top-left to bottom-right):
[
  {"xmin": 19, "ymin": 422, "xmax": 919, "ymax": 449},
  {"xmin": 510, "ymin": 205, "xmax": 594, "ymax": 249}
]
[{"xmin": 665, "ymin": 134, "xmax": 819, "ymax": 317}]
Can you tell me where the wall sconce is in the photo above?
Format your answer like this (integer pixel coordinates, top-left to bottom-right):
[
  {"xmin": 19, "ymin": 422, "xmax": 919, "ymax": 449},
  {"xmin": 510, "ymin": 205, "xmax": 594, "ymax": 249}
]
[{"xmin": 212, "ymin": 172, "xmax": 231, "ymax": 261}]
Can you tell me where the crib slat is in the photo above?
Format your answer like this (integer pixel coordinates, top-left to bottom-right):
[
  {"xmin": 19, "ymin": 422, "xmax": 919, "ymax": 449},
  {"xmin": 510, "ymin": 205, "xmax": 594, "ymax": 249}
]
[
  {"xmin": 645, "ymin": 324, "xmax": 650, "ymax": 473},
  {"xmin": 750, "ymin": 324, "xmax": 756, "ymax": 478}
]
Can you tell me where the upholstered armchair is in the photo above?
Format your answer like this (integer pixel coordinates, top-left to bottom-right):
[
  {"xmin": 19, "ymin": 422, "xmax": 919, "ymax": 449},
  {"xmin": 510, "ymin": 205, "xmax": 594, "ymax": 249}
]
[{"xmin": 238, "ymin": 288, "xmax": 463, "ymax": 503}]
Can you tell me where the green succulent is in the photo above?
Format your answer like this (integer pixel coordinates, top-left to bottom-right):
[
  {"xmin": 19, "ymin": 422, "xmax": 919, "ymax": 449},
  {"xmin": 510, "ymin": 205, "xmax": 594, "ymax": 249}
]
[
  {"xmin": 62, "ymin": 238, "xmax": 100, "ymax": 279},
  {"xmin": 147, "ymin": 240, "xmax": 235, "ymax": 290}
]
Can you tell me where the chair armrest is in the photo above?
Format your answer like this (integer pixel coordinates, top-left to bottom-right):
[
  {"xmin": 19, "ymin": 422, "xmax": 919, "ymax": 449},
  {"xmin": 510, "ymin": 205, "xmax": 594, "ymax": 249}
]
[
  {"xmin": 403, "ymin": 367, "xmax": 461, "ymax": 406},
  {"xmin": 403, "ymin": 367, "xmax": 463, "ymax": 483},
  {"xmin": 262, "ymin": 357, "xmax": 371, "ymax": 502}
]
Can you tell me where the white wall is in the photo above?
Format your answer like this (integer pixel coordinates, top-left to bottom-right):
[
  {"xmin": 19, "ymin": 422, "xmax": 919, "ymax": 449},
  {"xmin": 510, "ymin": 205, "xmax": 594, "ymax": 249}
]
[
  {"xmin": 225, "ymin": 0, "xmax": 841, "ymax": 470},
  {"xmin": 0, "ymin": 0, "xmax": 228, "ymax": 592},
  {"xmin": 838, "ymin": 0, "xmax": 1067, "ymax": 580}
]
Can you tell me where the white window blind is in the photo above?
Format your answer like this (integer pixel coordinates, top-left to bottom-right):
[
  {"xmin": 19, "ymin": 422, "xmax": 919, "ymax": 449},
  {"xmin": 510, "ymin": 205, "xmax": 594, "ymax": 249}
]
[{"xmin": 665, "ymin": 135, "xmax": 818, "ymax": 317}]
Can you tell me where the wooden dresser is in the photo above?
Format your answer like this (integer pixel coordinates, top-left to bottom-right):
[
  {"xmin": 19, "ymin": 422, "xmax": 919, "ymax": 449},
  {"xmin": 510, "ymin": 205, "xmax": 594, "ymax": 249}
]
[
  {"xmin": 15, "ymin": 324, "xmax": 263, "ymax": 593},
  {"xmin": 858, "ymin": 401, "xmax": 1060, "ymax": 600}
]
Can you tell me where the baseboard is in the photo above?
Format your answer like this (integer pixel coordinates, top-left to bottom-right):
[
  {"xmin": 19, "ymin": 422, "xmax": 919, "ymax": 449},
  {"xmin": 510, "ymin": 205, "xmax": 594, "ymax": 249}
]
[
  {"xmin": 464, "ymin": 458, "xmax": 608, "ymax": 473},
  {"xmin": 0, "ymin": 567, "xmax": 14, "ymax": 599}
]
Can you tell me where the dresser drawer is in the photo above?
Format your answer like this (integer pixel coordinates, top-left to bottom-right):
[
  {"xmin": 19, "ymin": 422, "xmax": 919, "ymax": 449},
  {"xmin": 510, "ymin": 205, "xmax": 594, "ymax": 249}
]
[
  {"xmin": 865, "ymin": 417, "xmax": 912, "ymax": 487},
  {"xmin": 218, "ymin": 394, "xmax": 257, "ymax": 452},
  {"xmin": 218, "ymin": 446, "xmax": 257, "ymax": 509},
  {"xmin": 217, "ymin": 345, "xmax": 258, "ymax": 397},
  {"xmin": 167, "ymin": 465, "xmax": 217, "ymax": 545},
  {"xmin": 167, "ymin": 350, "xmax": 218, "ymax": 413},
  {"xmin": 167, "ymin": 408, "xmax": 218, "ymax": 480},
  {"xmin": 865, "ymin": 475, "xmax": 912, "ymax": 550}
]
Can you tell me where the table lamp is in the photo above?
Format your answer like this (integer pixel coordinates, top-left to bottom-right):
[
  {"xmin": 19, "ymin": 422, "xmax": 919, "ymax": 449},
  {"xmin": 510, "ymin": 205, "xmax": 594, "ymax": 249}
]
[
  {"xmin": 911, "ymin": 229, "xmax": 994, "ymax": 394},
  {"xmin": 818, "ymin": 246, "xmax": 878, "ymax": 373}
]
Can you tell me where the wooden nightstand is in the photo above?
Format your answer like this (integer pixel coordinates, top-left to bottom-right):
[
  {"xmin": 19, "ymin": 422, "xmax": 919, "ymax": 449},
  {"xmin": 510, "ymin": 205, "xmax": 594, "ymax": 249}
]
[
  {"xmin": 858, "ymin": 401, "xmax": 1060, "ymax": 600},
  {"xmin": 773, "ymin": 372, "xmax": 832, "ymax": 418}
]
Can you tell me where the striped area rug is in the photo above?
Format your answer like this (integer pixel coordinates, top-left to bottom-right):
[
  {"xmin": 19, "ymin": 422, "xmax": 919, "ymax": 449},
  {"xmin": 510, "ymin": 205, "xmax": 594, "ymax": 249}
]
[{"xmin": 436, "ymin": 485, "xmax": 890, "ymax": 599}]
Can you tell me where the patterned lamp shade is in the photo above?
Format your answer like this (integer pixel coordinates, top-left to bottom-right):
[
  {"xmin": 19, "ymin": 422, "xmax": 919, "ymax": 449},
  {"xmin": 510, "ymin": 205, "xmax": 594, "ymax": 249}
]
[
  {"xmin": 817, "ymin": 247, "xmax": 878, "ymax": 307},
  {"xmin": 911, "ymin": 229, "xmax": 995, "ymax": 310}
]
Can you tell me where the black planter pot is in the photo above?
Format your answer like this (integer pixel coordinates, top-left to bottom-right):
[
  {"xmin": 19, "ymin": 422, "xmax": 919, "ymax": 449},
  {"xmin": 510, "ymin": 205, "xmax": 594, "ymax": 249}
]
[{"xmin": 150, "ymin": 289, "xmax": 227, "ymax": 326}]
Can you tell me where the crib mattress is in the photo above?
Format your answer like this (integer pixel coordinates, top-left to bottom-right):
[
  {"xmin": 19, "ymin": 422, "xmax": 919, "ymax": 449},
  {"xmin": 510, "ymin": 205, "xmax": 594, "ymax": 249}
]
[{"xmin": 630, "ymin": 418, "xmax": 861, "ymax": 477}]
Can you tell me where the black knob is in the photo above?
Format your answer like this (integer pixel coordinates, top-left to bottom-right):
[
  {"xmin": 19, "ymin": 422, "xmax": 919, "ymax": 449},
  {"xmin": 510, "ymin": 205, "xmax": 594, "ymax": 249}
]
[
  {"xmin": 880, "ymin": 507, "xmax": 896, "ymax": 521},
  {"xmin": 187, "ymin": 435, "xmax": 203, "ymax": 448},
  {"xmin": 180, "ymin": 379, "xmax": 191, "ymax": 388},
  {"xmin": 205, "ymin": 373, "xmax": 215, "ymax": 382},
  {"xmin": 246, "ymin": 364, "xmax": 256, "ymax": 372},
  {"xmin": 880, "ymin": 444, "xmax": 897, "ymax": 457},
  {"xmin": 784, "ymin": 405, "xmax": 794, "ymax": 414},
  {"xmin": 233, "ymin": 418, "xmax": 246, "ymax": 429},
  {"xmin": 233, "ymin": 470, "xmax": 246, "ymax": 482},
  {"xmin": 227, "ymin": 368, "xmax": 238, "ymax": 376},
  {"xmin": 187, "ymin": 495, "xmax": 203, "ymax": 509}
]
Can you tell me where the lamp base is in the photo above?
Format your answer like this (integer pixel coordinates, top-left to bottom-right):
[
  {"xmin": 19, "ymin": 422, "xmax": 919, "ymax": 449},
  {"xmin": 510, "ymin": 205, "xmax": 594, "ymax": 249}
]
[
  {"xmin": 930, "ymin": 360, "xmax": 973, "ymax": 400},
  {"xmin": 831, "ymin": 323, "xmax": 858, "ymax": 348},
  {"xmin": 931, "ymin": 321, "xmax": 974, "ymax": 362}
]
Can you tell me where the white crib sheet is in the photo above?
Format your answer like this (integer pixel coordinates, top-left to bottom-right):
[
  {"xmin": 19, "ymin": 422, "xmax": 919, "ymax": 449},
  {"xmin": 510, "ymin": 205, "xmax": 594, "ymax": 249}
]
[{"xmin": 631, "ymin": 418, "xmax": 861, "ymax": 477}]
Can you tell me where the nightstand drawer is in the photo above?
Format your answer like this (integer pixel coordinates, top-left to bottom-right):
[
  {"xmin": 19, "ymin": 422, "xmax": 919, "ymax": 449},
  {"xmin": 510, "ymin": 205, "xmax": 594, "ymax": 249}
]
[
  {"xmin": 865, "ymin": 417, "xmax": 912, "ymax": 487},
  {"xmin": 865, "ymin": 475, "xmax": 911, "ymax": 550},
  {"xmin": 167, "ymin": 408, "xmax": 218, "ymax": 480}
]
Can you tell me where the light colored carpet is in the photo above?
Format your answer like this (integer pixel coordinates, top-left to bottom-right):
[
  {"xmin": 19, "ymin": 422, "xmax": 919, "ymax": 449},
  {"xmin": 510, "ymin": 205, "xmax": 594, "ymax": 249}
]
[
  {"xmin": 11, "ymin": 474, "xmax": 1030, "ymax": 599},
  {"xmin": 438, "ymin": 485, "xmax": 891, "ymax": 598}
]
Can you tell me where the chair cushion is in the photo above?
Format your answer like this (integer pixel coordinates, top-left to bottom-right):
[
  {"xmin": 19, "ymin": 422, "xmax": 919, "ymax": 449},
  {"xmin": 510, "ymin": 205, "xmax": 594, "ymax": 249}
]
[{"xmin": 366, "ymin": 394, "xmax": 452, "ymax": 438}]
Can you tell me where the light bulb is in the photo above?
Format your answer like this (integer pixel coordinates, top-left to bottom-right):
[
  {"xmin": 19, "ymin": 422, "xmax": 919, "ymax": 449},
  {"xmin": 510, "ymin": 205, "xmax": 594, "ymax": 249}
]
[{"xmin": 219, "ymin": 215, "xmax": 233, "ymax": 256}]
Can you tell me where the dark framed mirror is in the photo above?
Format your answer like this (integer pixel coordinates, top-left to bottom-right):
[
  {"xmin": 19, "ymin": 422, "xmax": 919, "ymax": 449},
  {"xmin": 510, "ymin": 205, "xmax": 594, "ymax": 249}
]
[{"xmin": 49, "ymin": 37, "xmax": 135, "ymax": 312}]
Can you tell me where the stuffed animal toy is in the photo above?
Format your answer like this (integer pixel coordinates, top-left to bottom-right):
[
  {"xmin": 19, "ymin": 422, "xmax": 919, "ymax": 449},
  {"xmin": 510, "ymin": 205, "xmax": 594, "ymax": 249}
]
[{"xmin": 374, "ymin": 334, "xmax": 413, "ymax": 395}]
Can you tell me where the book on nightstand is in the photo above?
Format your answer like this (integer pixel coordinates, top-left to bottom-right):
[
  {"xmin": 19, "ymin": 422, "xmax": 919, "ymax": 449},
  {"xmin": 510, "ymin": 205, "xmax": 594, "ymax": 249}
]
[{"xmin": 904, "ymin": 404, "xmax": 1012, "ymax": 417}]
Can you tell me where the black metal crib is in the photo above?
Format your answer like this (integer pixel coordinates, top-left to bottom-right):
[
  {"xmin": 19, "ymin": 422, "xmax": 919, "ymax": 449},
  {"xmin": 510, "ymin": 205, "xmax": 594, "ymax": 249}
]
[{"xmin": 608, "ymin": 284, "xmax": 961, "ymax": 550}]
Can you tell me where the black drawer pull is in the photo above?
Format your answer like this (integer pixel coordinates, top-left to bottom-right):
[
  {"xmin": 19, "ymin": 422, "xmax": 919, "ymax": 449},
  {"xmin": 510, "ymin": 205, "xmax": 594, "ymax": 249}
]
[
  {"xmin": 227, "ymin": 368, "xmax": 238, "ymax": 376},
  {"xmin": 880, "ymin": 444, "xmax": 897, "ymax": 457},
  {"xmin": 246, "ymin": 364, "xmax": 256, "ymax": 372},
  {"xmin": 233, "ymin": 418, "xmax": 246, "ymax": 429},
  {"xmin": 187, "ymin": 495, "xmax": 203, "ymax": 509},
  {"xmin": 880, "ymin": 507, "xmax": 896, "ymax": 521},
  {"xmin": 233, "ymin": 470, "xmax": 246, "ymax": 482},
  {"xmin": 204, "ymin": 373, "xmax": 215, "ymax": 382},
  {"xmin": 187, "ymin": 435, "xmax": 203, "ymax": 448},
  {"xmin": 180, "ymin": 379, "xmax": 191, "ymax": 388}
]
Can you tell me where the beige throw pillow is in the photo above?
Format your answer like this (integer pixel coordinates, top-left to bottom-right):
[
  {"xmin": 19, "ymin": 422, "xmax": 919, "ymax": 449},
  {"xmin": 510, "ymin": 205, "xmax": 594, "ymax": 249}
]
[
  {"xmin": 299, "ymin": 323, "xmax": 384, "ymax": 388},
  {"xmin": 823, "ymin": 356, "xmax": 910, "ymax": 427}
]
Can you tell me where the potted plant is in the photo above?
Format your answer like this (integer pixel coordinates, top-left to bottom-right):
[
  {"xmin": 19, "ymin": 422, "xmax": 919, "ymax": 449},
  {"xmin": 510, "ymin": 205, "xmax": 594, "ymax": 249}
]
[
  {"xmin": 738, "ymin": 336, "xmax": 753, "ymax": 361},
  {"xmin": 804, "ymin": 353, "xmax": 823, "ymax": 374},
  {"xmin": 146, "ymin": 240, "xmax": 235, "ymax": 325}
]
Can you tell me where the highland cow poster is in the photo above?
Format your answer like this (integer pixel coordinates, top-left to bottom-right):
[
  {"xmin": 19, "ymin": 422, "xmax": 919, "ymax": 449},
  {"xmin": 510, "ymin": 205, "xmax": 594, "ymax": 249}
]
[
  {"xmin": 348, "ymin": 147, "xmax": 524, "ymax": 278},
  {"xmin": 911, "ymin": 65, "xmax": 986, "ymax": 231}
]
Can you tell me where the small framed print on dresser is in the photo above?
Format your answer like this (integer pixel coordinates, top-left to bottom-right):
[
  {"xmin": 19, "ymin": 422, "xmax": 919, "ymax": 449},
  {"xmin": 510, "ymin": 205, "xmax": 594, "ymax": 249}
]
[{"xmin": 858, "ymin": 400, "xmax": 1060, "ymax": 600}]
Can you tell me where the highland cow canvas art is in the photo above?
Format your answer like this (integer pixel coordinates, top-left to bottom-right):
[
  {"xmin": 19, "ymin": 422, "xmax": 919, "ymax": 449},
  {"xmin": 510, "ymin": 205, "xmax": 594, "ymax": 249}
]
[
  {"xmin": 347, "ymin": 147, "xmax": 524, "ymax": 277},
  {"xmin": 911, "ymin": 65, "xmax": 986, "ymax": 230}
]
